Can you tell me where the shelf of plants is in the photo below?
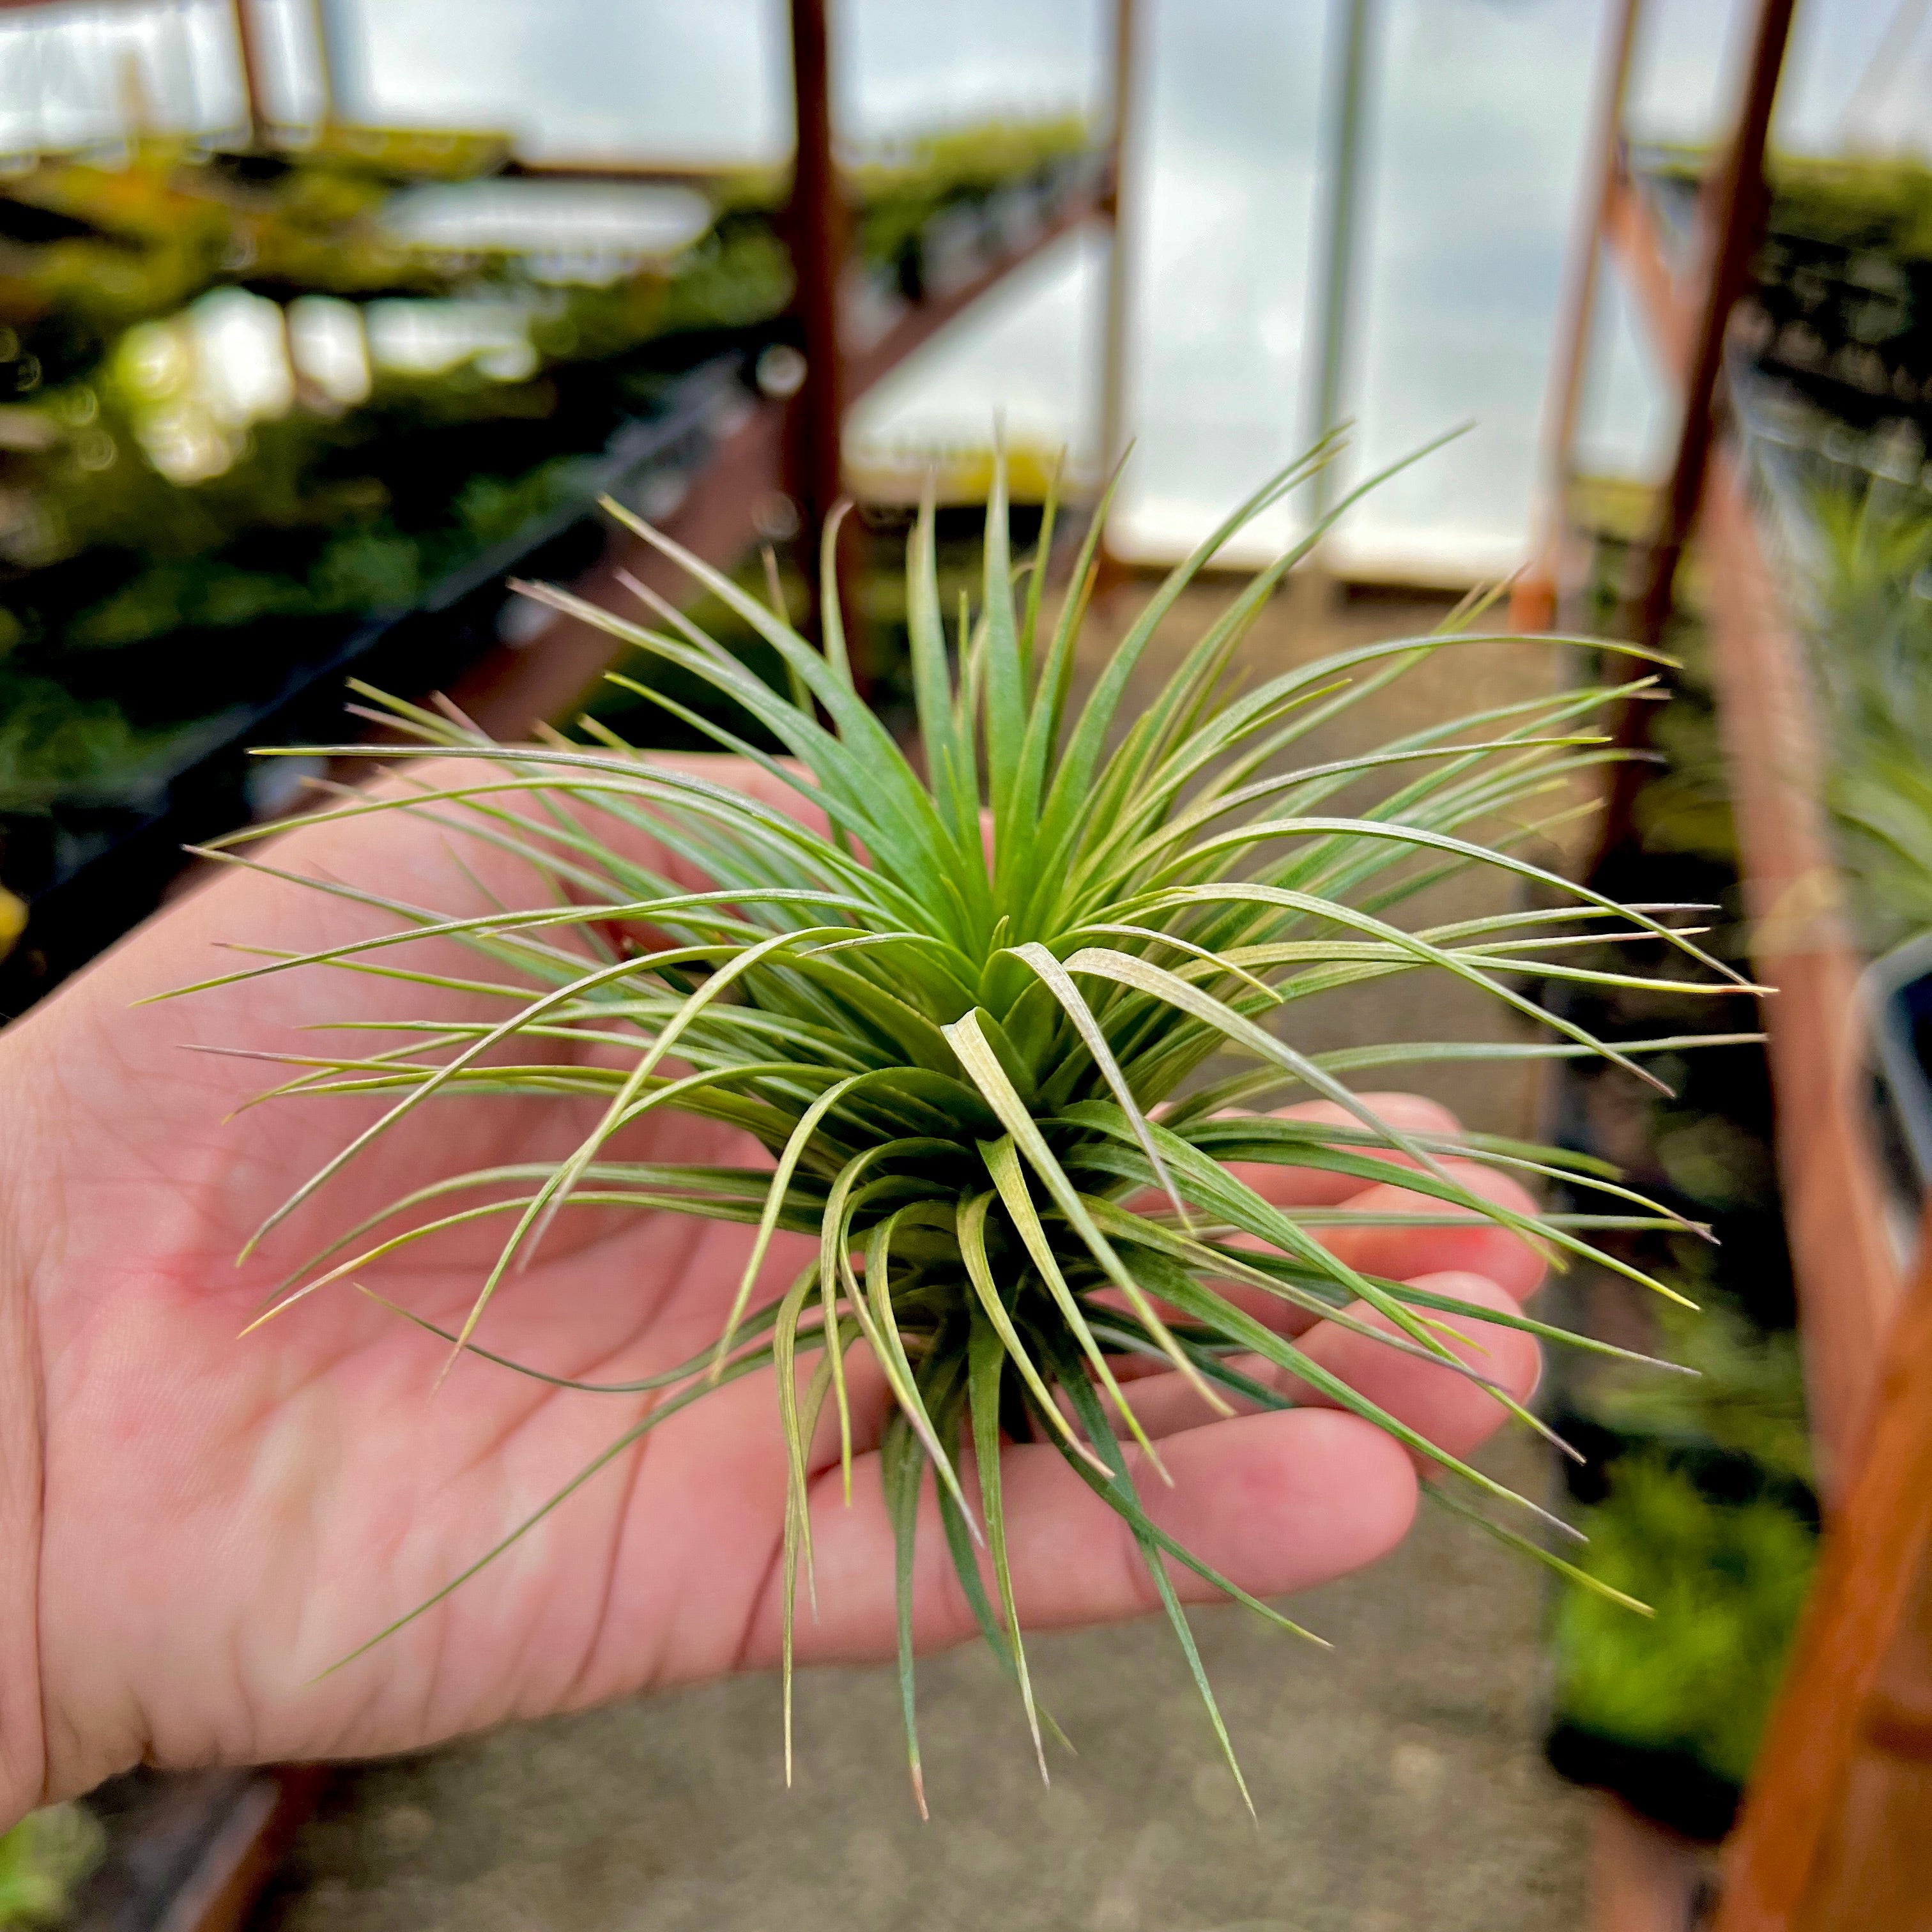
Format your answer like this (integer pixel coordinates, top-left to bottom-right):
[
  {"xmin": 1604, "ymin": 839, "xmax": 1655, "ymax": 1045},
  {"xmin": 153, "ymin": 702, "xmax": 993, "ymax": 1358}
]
[
  {"xmin": 1538, "ymin": 146, "xmax": 1932, "ymax": 1853},
  {"xmin": 1651, "ymin": 143, "xmax": 1932, "ymax": 1253},
  {"xmin": 0, "ymin": 119, "xmax": 1102, "ymax": 1019}
]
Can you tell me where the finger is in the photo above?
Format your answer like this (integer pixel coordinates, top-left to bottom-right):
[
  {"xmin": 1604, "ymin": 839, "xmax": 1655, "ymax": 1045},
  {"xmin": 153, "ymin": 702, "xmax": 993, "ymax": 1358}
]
[
  {"xmin": 1312, "ymin": 1165, "xmax": 1548, "ymax": 1303},
  {"xmin": 1134, "ymin": 1147, "xmax": 1547, "ymax": 1343},
  {"xmin": 487, "ymin": 752, "xmax": 824, "ymax": 899},
  {"xmin": 801, "ymin": 1339, "xmax": 895, "ymax": 1467},
  {"xmin": 1132, "ymin": 1094, "xmax": 1464, "ymax": 1216},
  {"xmin": 1225, "ymin": 1158, "xmax": 1546, "ymax": 1317},
  {"xmin": 1236, "ymin": 1091, "xmax": 1466, "ymax": 1206},
  {"xmin": 744, "ymin": 1406, "xmax": 1416, "ymax": 1668},
  {"xmin": 1097, "ymin": 1270, "xmax": 1540, "ymax": 1462},
  {"xmin": 1277, "ymin": 1093, "xmax": 1462, "ymax": 1137},
  {"xmin": 1289, "ymin": 1269, "xmax": 1542, "ymax": 1446}
]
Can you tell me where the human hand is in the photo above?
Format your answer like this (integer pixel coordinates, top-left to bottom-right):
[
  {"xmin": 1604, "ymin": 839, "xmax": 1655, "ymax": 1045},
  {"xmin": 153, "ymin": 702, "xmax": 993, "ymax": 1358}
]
[{"xmin": 0, "ymin": 755, "xmax": 1544, "ymax": 1826}]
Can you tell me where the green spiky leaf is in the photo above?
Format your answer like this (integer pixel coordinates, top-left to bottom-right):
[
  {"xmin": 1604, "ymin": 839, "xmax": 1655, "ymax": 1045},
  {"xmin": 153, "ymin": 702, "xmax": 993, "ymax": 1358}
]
[{"xmin": 181, "ymin": 443, "xmax": 1740, "ymax": 1811}]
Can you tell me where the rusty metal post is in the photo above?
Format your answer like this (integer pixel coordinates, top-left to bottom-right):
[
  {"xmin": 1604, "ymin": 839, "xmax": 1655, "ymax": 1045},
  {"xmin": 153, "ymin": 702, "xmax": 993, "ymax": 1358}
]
[
  {"xmin": 784, "ymin": 0, "xmax": 859, "ymax": 670},
  {"xmin": 230, "ymin": 0, "xmax": 271, "ymax": 142},
  {"xmin": 1597, "ymin": 0, "xmax": 1796, "ymax": 858}
]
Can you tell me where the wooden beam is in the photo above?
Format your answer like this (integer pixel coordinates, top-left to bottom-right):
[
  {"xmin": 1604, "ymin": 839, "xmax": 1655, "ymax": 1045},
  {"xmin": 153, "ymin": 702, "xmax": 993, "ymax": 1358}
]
[
  {"xmin": 1711, "ymin": 1211, "xmax": 1932, "ymax": 1931},
  {"xmin": 1626, "ymin": 0, "xmax": 1795, "ymax": 639},
  {"xmin": 1598, "ymin": 0, "xmax": 1796, "ymax": 855},
  {"xmin": 1583, "ymin": 64, "xmax": 1917, "ymax": 1932},
  {"xmin": 783, "ymin": 0, "xmax": 855, "ymax": 663},
  {"xmin": 229, "ymin": 0, "xmax": 271, "ymax": 142},
  {"xmin": 843, "ymin": 181, "xmax": 1107, "ymax": 397},
  {"xmin": 66, "ymin": 1765, "xmax": 325, "ymax": 1932},
  {"xmin": 1602, "ymin": 167, "xmax": 1694, "ymax": 371}
]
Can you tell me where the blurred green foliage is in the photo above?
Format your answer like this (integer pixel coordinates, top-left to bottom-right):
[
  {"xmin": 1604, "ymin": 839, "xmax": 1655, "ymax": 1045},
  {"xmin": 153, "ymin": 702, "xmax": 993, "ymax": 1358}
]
[
  {"xmin": 1587, "ymin": 1290, "xmax": 1813, "ymax": 1486},
  {"xmin": 0, "ymin": 120, "xmax": 1089, "ymax": 818},
  {"xmin": 853, "ymin": 116, "xmax": 1091, "ymax": 266},
  {"xmin": 1807, "ymin": 482, "xmax": 1932, "ymax": 950},
  {"xmin": 0, "ymin": 1804, "xmax": 104, "ymax": 1926},
  {"xmin": 1652, "ymin": 145, "xmax": 1932, "ymax": 259},
  {"xmin": 1554, "ymin": 1453, "xmax": 1815, "ymax": 1791},
  {"xmin": 1760, "ymin": 151, "xmax": 1932, "ymax": 260}
]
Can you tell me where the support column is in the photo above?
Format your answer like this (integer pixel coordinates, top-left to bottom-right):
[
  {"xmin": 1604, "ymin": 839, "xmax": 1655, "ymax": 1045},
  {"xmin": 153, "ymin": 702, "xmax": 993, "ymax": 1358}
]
[
  {"xmin": 1303, "ymin": 0, "xmax": 1376, "ymax": 539},
  {"xmin": 1096, "ymin": 0, "xmax": 1138, "ymax": 570},
  {"xmin": 230, "ymin": 0, "xmax": 271, "ymax": 143},
  {"xmin": 784, "ymin": 0, "xmax": 857, "ymax": 668}
]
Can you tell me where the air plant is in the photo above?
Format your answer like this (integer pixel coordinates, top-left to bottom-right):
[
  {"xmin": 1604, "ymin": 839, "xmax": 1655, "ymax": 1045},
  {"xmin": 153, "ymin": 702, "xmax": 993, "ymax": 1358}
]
[{"xmin": 174, "ymin": 441, "xmax": 1741, "ymax": 1812}]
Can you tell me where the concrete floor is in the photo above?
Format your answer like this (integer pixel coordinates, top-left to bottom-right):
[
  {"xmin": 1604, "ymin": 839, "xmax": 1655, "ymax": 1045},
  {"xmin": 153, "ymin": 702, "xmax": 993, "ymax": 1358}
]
[
  {"xmin": 255, "ymin": 574, "xmax": 1597, "ymax": 1932},
  {"xmin": 260, "ymin": 1434, "xmax": 1581, "ymax": 1932}
]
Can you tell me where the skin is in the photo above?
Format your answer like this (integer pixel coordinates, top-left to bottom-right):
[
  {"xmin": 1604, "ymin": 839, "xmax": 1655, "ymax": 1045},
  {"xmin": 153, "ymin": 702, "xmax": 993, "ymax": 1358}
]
[{"xmin": 0, "ymin": 755, "xmax": 1545, "ymax": 1829}]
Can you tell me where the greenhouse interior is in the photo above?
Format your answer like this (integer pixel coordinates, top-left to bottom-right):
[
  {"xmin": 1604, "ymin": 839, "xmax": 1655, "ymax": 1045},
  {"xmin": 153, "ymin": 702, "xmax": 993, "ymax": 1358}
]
[{"xmin": 3, "ymin": 1, "xmax": 1932, "ymax": 1929}]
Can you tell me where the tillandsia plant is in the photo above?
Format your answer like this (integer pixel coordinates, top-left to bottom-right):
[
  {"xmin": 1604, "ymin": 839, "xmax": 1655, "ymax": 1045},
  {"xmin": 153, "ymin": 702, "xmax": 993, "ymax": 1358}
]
[{"xmin": 172, "ymin": 440, "xmax": 1747, "ymax": 1813}]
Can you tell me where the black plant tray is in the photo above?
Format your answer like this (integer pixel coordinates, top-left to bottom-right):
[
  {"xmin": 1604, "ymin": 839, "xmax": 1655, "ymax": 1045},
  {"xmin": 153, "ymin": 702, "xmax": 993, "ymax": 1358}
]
[
  {"xmin": 1544, "ymin": 1722, "xmax": 1741, "ymax": 1846},
  {"xmin": 0, "ymin": 353, "xmax": 756, "ymax": 1022},
  {"xmin": 54, "ymin": 1766, "xmax": 326, "ymax": 1932},
  {"xmin": 1641, "ymin": 159, "xmax": 1932, "ymax": 446},
  {"xmin": 1550, "ymin": 1408, "xmax": 1818, "ymax": 1525}
]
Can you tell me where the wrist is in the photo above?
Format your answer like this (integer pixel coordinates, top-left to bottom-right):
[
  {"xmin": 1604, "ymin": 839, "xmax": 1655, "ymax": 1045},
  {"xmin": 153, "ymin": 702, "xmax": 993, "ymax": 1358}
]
[{"xmin": 0, "ymin": 1045, "xmax": 47, "ymax": 1832}]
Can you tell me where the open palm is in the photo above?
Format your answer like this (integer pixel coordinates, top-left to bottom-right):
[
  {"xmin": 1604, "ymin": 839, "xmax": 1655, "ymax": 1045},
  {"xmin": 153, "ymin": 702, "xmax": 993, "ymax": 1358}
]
[{"xmin": 1, "ymin": 755, "xmax": 1544, "ymax": 1818}]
